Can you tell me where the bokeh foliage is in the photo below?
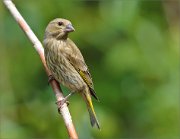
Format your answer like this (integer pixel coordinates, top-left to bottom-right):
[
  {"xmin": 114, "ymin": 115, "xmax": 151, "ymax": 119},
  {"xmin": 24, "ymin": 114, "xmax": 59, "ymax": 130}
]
[{"xmin": 0, "ymin": 0, "xmax": 179, "ymax": 138}]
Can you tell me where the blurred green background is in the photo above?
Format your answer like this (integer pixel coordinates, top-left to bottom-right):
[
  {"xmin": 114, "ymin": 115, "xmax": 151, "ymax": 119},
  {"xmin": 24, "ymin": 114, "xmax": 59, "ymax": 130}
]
[{"xmin": 0, "ymin": 0, "xmax": 180, "ymax": 138}]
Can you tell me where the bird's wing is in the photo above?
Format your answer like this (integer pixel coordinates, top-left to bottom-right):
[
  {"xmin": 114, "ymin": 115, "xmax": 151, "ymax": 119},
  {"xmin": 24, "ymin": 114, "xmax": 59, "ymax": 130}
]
[
  {"xmin": 66, "ymin": 39, "xmax": 99, "ymax": 101},
  {"xmin": 68, "ymin": 55, "xmax": 99, "ymax": 101}
]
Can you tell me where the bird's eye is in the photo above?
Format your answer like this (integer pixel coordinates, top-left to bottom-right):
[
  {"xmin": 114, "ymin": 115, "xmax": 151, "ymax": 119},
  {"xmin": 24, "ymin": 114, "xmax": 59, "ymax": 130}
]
[{"xmin": 58, "ymin": 21, "xmax": 63, "ymax": 26}]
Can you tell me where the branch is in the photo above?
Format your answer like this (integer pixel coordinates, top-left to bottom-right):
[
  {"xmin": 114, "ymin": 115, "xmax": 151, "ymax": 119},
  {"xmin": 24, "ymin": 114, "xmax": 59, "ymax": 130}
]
[{"xmin": 3, "ymin": 0, "xmax": 78, "ymax": 138}]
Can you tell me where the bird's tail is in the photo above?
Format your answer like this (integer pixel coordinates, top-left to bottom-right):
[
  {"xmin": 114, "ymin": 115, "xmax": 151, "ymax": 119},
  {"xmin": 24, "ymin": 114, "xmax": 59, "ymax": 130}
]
[{"xmin": 82, "ymin": 88, "xmax": 100, "ymax": 130}]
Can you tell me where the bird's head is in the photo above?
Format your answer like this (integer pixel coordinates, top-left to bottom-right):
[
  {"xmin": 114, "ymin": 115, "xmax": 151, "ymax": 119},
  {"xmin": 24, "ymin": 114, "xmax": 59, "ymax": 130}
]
[{"xmin": 44, "ymin": 18, "xmax": 75, "ymax": 40}]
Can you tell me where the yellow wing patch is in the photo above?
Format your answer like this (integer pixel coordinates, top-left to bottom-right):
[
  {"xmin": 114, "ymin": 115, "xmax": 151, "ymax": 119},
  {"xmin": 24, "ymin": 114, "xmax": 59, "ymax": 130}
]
[
  {"xmin": 78, "ymin": 69, "xmax": 99, "ymax": 101},
  {"xmin": 78, "ymin": 70, "xmax": 93, "ymax": 87}
]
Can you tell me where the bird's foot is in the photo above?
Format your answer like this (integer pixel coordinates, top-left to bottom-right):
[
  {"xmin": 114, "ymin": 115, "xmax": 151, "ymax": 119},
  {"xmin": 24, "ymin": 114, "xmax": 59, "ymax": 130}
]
[
  {"xmin": 55, "ymin": 92, "xmax": 74, "ymax": 113},
  {"xmin": 56, "ymin": 99, "xmax": 70, "ymax": 113},
  {"xmin": 48, "ymin": 75, "xmax": 55, "ymax": 85}
]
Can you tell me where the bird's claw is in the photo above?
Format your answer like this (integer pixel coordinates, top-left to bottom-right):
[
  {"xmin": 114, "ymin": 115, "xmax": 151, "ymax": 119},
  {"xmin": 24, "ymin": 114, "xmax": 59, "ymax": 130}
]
[
  {"xmin": 48, "ymin": 75, "xmax": 55, "ymax": 85},
  {"xmin": 56, "ymin": 99, "xmax": 70, "ymax": 113}
]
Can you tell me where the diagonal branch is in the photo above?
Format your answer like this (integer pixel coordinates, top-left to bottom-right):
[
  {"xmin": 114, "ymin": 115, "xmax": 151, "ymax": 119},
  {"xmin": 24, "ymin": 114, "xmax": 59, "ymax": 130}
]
[{"xmin": 3, "ymin": 0, "xmax": 78, "ymax": 138}]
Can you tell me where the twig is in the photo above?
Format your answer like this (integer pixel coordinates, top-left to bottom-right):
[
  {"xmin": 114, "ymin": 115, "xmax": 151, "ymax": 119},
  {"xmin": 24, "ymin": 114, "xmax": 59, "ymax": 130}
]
[{"xmin": 3, "ymin": 0, "xmax": 78, "ymax": 138}]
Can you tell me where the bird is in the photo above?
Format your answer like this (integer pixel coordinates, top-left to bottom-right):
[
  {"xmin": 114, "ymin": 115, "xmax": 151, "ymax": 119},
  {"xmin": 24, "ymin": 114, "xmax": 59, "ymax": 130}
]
[{"xmin": 43, "ymin": 18, "xmax": 100, "ymax": 129}]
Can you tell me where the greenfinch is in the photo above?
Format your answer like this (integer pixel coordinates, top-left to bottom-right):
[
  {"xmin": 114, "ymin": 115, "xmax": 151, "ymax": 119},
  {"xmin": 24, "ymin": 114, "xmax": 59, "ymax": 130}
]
[{"xmin": 43, "ymin": 18, "xmax": 100, "ymax": 129}]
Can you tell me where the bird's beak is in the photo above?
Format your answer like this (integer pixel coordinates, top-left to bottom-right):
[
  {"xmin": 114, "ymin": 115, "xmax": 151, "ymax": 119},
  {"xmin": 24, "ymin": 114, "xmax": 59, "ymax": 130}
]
[{"xmin": 65, "ymin": 24, "xmax": 75, "ymax": 32}]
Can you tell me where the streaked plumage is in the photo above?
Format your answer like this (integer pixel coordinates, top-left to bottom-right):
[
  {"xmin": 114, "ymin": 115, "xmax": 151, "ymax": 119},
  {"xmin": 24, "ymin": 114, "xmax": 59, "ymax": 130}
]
[{"xmin": 43, "ymin": 18, "xmax": 100, "ymax": 129}]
